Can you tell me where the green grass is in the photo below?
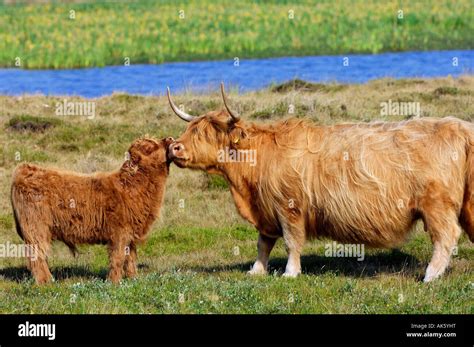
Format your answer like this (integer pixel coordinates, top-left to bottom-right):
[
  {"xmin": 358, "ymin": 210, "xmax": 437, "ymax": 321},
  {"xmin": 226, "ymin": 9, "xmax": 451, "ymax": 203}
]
[
  {"xmin": 0, "ymin": 0, "xmax": 472, "ymax": 69},
  {"xmin": 7, "ymin": 114, "xmax": 62, "ymax": 130},
  {"xmin": 1, "ymin": 226, "xmax": 473, "ymax": 314},
  {"xmin": 0, "ymin": 77, "xmax": 472, "ymax": 313}
]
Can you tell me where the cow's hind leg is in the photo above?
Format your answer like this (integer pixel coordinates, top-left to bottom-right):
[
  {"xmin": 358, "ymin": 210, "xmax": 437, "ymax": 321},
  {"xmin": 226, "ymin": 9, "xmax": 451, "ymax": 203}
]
[
  {"xmin": 420, "ymin": 202, "xmax": 462, "ymax": 282},
  {"xmin": 424, "ymin": 220, "xmax": 461, "ymax": 282},
  {"xmin": 248, "ymin": 233, "xmax": 277, "ymax": 275},
  {"xmin": 123, "ymin": 242, "xmax": 137, "ymax": 278}
]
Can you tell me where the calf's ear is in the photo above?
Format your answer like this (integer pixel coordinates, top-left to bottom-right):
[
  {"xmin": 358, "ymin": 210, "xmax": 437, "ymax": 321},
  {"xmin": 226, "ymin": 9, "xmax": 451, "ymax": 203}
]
[
  {"xmin": 128, "ymin": 150, "xmax": 142, "ymax": 166},
  {"xmin": 164, "ymin": 137, "xmax": 175, "ymax": 147},
  {"xmin": 137, "ymin": 140, "xmax": 160, "ymax": 156}
]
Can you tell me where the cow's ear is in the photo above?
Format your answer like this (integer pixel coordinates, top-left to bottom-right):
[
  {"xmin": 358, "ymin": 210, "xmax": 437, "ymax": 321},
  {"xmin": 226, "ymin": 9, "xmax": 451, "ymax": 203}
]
[
  {"xmin": 229, "ymin": 127, "xmax": 248, "ymax": 147},
  {"xmin": 211, "ymin": 118, "xmax": 231, "ymax": 132}
]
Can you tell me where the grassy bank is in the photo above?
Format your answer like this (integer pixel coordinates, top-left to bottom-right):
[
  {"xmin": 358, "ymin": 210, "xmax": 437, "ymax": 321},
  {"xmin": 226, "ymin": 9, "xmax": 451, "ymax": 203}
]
[
  {"xmin": 1, "ymin": 0, "xmax": 473, "ymax": 69},
  {"xmin": 0, "ymin": 76, "xmax": 473, "ymax": 313}
]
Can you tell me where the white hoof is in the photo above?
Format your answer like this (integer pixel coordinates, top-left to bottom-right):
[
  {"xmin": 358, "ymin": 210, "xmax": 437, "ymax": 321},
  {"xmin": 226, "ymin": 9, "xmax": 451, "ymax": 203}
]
[
  {"xmin": 423, "ymin": 264, "xmax": 443, "ymax": 283},
  {"xmin": 247, "ymin": 269, "xmax": 267, "ymax": 275},
  {"xmin": 247, "ymin": 263, "xmax": 267, "ymax": 275},
  {"xmin": 423, "ymin": 274, "xmax": 437, "ymax": 283},
  {"xmin": 282, "ymin": 271, "xmax": 300, "ymax": 278}
]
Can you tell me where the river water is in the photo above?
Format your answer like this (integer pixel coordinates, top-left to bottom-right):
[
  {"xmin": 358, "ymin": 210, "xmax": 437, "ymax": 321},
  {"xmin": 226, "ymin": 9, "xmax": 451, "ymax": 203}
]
[{"xmin": 0, "ymin": 50, "xmax": 472, "ymax": 98}]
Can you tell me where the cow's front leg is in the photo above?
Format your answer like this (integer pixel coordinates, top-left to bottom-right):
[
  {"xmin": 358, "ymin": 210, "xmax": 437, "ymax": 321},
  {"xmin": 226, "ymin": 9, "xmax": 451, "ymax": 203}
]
[
  {"xmin": 282, "ymin": 220, "xmax": 305, "ymax": 278},
  {"xmin": 248, "ymin": 233, "xmax": 277, "ymax": 275}
]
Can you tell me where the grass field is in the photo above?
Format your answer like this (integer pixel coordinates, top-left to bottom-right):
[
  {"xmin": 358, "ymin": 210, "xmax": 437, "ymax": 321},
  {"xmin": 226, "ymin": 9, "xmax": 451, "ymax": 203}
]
[
  {"xmin": 1, "ymin": 0, "xmax": 473, "ymax": 69},
  {"xmin": 0, "ymin": 76, "xmax": 473, "ymax": 313}
]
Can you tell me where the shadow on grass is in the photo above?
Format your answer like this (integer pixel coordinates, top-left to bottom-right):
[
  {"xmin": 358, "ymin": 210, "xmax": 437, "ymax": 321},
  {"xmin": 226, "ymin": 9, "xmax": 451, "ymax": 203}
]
[
  {"xmin": 191, "ymin": 249, "xmax": 424, "ymax": 280},
  {"xmin": 0, "ymin": 251, "xmax": 425, "ymax": 282},
  {"xmin": 0, "ymin": 265, "xmax": 108, "ymax": 283}
]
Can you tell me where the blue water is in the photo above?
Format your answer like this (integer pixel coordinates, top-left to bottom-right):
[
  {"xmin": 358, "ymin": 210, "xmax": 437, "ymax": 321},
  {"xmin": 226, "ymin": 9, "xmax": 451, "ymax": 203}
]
[{"xmin": 0, "ymin": 50, "xmax": 472, "ymax": 98}]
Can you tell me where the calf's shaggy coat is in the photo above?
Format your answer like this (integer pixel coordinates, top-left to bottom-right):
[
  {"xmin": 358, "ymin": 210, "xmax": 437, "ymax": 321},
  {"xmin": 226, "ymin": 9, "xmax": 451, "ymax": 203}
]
[{"xmin": 11, "ymin": 137, "xmax": 174, "ymax": 284}]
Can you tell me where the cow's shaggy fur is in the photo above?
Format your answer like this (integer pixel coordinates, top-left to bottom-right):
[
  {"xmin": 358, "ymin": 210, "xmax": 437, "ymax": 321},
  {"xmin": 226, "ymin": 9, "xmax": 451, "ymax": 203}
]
[
  {"xmin": 169, "ymin": 102, "xmax": 474, "ymax": 282},
  {"xmin": 11, "ymin": 137, "xmax": 173, "ymax": 284}
]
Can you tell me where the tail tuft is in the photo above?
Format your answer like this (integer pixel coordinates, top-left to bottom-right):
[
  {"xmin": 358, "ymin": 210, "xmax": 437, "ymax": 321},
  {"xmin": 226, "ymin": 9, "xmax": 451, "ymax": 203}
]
[
  {"xmin": 11, "ymin": 184, "xmax": 24, "ymax": 241},
  {"xmin": 460, "ymin": 124, "xmax": 474, "ymax": 242}
]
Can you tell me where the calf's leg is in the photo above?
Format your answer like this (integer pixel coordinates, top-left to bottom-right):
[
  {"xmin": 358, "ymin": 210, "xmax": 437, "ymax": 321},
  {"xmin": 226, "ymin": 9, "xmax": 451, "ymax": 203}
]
[
  {"xmin": 22, "ymin": 224, "xmax": 53, "ymax": 284},
  {"xmin": 123, "ymin": 242, "xmax": 137, "ymax": 278},
  {"xmin": 107, "ymin": 239, "xmax": 128, "ymax": 284},
  {"xmin": 28, "ymin": 252, "xmax": 53, "ymax": 285}
]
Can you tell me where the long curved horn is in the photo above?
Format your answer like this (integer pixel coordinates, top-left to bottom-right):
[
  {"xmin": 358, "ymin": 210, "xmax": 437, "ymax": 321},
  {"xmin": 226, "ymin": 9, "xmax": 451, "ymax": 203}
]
[
  {"xmin": 220, "ymin": 82, "xmax": 240, "ymax": 122},
  {"xmin": 167, "ymin": 87, "xmax": 195, "ymax": 122}
]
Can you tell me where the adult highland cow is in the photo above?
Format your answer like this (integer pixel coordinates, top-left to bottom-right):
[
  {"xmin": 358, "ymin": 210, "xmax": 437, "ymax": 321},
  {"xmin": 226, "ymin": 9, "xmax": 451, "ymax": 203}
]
[
  {"xmin": 167, "ymin": 84, "xmax": 473, "ymax": 282},
  {"xmin": 11, "ymin": 137, "xmax": 174, "ymax": 284}
]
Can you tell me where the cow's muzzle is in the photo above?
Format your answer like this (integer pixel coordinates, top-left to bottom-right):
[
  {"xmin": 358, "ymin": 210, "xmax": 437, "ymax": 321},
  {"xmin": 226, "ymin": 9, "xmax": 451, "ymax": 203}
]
[{"xmin": 168, "ymin": 142, "xmax": 189, "ymax": 164}]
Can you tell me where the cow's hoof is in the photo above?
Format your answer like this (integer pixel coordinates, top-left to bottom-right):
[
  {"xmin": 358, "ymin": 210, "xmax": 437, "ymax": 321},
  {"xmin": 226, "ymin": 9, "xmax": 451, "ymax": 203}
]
[
  {"xmin": 282, "ymin": 271, "xmax": 300, "ymax": 278},
  {"xmin": 247, "ymin": 263, "xmax": 267, "ymax": 275},
  {"xmin": 423, "ymin": 273, "xmax": 439, "ymax": 283},
  {"xmin": 247, "ymin": 261, "xmax": 267, "ymax": 275},
  {"xmin": 247, "ymin": 268, "xmax": 267, "ymax": 275},
  {"xmin": 423, "ymin": 264, "xmax": 442, "ymax": 283}
]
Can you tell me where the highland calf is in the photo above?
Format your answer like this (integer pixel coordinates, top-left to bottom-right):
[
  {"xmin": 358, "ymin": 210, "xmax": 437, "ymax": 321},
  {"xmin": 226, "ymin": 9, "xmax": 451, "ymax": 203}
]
[
  {"xmin": 11, "ymin": 137, "xmax": 174, "ymax": 284},
  {"xmin": 167, "ymin": 84, "xmax": 474, "ymax": 282}
]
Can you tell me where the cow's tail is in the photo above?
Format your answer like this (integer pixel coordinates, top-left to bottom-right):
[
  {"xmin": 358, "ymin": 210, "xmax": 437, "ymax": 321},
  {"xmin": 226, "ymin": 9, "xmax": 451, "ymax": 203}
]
[
  {"xmin": 11, "ymin": 176, "xmax": 25, "ymax": 241},
  {"xmin": 460, "ymin": 122, "xmax": 474, "ymax": 242}
]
